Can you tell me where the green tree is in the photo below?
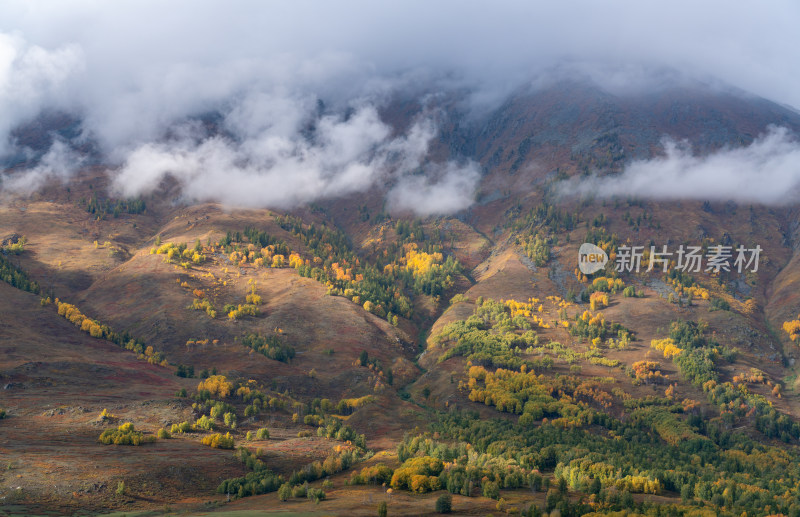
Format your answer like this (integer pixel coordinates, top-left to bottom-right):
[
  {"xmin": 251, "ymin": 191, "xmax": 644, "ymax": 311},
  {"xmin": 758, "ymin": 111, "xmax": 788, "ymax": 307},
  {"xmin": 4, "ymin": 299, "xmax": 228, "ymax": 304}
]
[
  {"xmin": 194, "ymin": 415, "xmax": 215, "ymax": 430},
  {"xmin": 482, "ymin": 480, "xmax": 500, "ymax": 499},
  {"xmin": 620, "ymin": 491, "xmax": 634, "ymax": 508},
  {"xmin": 307, "ymin": 487, "xmax": 326, "ymax": 504},
  {"xmin": 278, "ymin": 482, "xmax": 292, "ymax": 501},
  {"xmin": 292, "ymin": 482, "xmax": 308, "ymax": 498},
  {"xmin": 435, "ymin": 493, "xmax": 452, "ymax": 513},
  {"xmin": 681, "ymin": 482, "xmax": 693, "ymax": 503},
  {"xmin": 224, "ymin": 411, "xmax": 237, "ymax": 429},
  {"xmin": 589, "ymin": 476, "xmax": 601, "ymax": 495},
  {"xmin": 377, "ymin": 500, "xmax": 388, "ymax": 517}
]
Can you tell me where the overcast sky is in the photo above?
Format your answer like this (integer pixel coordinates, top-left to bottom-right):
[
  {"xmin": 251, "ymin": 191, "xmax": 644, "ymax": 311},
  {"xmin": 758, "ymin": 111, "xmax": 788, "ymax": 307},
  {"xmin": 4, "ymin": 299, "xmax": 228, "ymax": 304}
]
[
  {"xmin": 1, "ymin": 1, "xmax": 799, "ymax": 210},
  {"xmin": 2, "ymin": 1, "xmax": 798, "ymax": 105}
]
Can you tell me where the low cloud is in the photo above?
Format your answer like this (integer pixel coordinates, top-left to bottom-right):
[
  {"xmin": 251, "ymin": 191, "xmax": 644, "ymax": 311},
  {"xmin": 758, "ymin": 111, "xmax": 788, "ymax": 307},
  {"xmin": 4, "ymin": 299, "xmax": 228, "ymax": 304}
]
[
  {"xmin": 0, "ymin": 139, "xmax": 83, "ymax": 194},
  {"xmin": 111, "ymin": 99, "xmax": 477, "ymax": 214},
  {"xmin": 557, "ymin": 126, "xmax": 800, "ymax": 204},
  {"xmin": 0, "ymin": 31, "xmax": 83, "ymax": 156},
  {"xmin": 0, "ymin": 28, "xmax": 481, "ymax": 215},
  {"xmin": 387, "ymin": 161, "xmax": 482, "ymax": 216},
  {"xmin": 2, "ymin": 2, "xmax": 800, "ymax": 213}
]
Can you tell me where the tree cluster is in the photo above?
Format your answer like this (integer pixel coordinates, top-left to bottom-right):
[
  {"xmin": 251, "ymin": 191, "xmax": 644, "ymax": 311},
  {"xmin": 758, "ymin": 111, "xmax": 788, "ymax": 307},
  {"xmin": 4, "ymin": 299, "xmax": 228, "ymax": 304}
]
[{"xmin": 98, "ymin": 422, "xmax": 155, "ymax": 446}]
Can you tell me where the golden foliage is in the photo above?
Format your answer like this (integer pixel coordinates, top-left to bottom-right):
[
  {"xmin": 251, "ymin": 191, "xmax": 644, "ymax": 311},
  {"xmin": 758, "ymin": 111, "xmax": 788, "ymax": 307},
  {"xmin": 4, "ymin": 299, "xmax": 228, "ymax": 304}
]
[
  {"xmin": 631, "ymin": 361, "xmax": 665, "ymax": 382},
  {"xmin": 651, "ymin": 338, "xmax": 682, "ymax": 358},
  {"xmin": 197, "ymin": 375, "xmax": 233, "ymax": 398},
  {"xmin": 227, "ymin": 303, "xmax": 259, "ymax": 320},
  {"xmin": 288, "ymin": 252, "xmax": 305, "ymax": 269},
  {"xmin": 782, "ymin": 316, "xmax": 800, "ymax": 342},
  {"xmin": 592, "ymin": 276, "xmax": 624, "ymax": 293},
  {"xmin": 589, "ymin": 292, "xmax": 609, "ymax": 311},
  {"xmin": 57, "ymin": 301, "xmax": 105, "ymax": 339},
  {"xmin": 98, "ymin": 422, "xmax": 154, "ymax": 446},
  {"xmin": 403, "ymin": 244, "xmax": 443, "ymax": 276},
  {"xmin": 201, "ymin": 432, "xmax": 235, "ymax": 449}
]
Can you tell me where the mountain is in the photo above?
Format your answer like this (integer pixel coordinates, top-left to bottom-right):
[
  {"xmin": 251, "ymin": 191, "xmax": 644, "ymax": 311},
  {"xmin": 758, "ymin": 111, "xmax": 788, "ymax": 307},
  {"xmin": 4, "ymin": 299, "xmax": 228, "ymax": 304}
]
[{"xmin": 3, "ymin": 80, "xmax": 800, "ymax": 515}]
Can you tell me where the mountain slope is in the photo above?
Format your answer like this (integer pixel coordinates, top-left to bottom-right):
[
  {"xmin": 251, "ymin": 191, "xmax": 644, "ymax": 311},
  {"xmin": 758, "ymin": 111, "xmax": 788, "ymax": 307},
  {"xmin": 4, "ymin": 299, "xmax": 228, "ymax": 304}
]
[{"xmin": 3, "ymin": 81, "xmax": 800, "ymax": 515}]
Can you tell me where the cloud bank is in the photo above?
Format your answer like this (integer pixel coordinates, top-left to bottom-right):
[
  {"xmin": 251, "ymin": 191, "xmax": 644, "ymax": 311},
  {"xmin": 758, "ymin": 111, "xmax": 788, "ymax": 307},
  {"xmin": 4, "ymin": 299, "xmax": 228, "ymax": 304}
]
[
  {"xmin": 557, "ymin": 126, "xmax": 800, "ymax": 204},
  {"xmin": 111, "ymin": 102, "xmax": 480, "ymax": 212},
  {"xmin": 1, "ymin": 1, "xmax": 799, "ymax": 212},
  {"xmin": 0, "ymin": 31, "xmax": 83, "ymax": 156},
  {"xmin": 0, "ymin": 139, "xmax": 84, "ymax": 194},
  {"xmin": 387, "ymin": 162, "xmax": 482, "ymax": 216}
]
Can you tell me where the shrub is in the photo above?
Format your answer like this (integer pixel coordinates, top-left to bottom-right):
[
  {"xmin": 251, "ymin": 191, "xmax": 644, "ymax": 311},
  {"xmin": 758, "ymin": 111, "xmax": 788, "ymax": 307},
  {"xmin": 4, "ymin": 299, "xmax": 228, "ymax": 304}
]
[
  {"xmin": 350, "ymin": 463, "xmax": 394, "ymax": 485},
  {"xmin": 241, "ymin": 333, "xmax": 295, "ymax": 362},
  {"xmin": 194, "ymin": 415, "xmax": 216, "ymax": 431},
  {"xmin": 390, "ymin": 457, "xmax": 444, "ymax": 491},
  {"xmin": 176, "ymin": 364, "xmax": 194, "ymax": 378},
  {"xmin": 227, "ymin": 303, "xmax": 259, "ymax": 320},
  {"xmin": 157, "ymin": 428, "xmax": 171, "ymax": 439},
  {"xmin": 307, "ymin": 487, "xmax": 326, "ymax": 504},
  {"xmin": 209, "ymin": 401, "xmax": 236, "ymax": 420},
  {"xmin": 201, "ymin": 432, "xmax": 235, "ymax": 449},
  {"xmin": 305, "ymin": 414, "xmax": 324, "ymax": 426},
  {"xmin": 589, "ymin": 291, "xmax": 609, "ymax": 311},
  {"xmin": 292, "ymin": 482, "xmax": 308, "ymax": 498},
  {"xmin": 450, "ymin": 293, "xmax": 469, "ymax": 305},
  {"xmin": 710, "ymin": 297, "xmax": 731, "ymax": 311},
  {"xmin": 170, "ymin": 421, "xmax": 192, "ymax": 434},
  {"xmin": 435, "ymin": 493, "xmax": 453, "ymax": 513},
  {"xmin": 256, "ymin": 427, "xmax": 270, "ymax": 439},
  {"xmin": 378, "ymin": 500, "xmax": 388, "ymax": 517},
  {"xmin": 99, "ymin": 423, "xmax": 155, "ymax": 446},
  {"xmin": 189, "ymin": 297, "xmax": 217, "ymax": 318}
]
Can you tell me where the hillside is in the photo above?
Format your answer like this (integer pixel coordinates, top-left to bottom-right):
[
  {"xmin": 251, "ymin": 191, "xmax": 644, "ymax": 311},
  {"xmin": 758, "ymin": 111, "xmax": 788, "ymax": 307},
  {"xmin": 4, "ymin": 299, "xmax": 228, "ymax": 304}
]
[{"xmin": 2, "ymin": 81, "xmax": 800, "ymax": 516}]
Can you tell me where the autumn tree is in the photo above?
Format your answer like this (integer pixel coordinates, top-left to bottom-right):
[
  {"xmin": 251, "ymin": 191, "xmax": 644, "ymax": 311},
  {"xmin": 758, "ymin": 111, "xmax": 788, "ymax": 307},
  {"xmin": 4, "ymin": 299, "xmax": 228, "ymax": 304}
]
[
  {"xmin": 201, "ymin": 432, "xmax": 235, "ymax": 449},
  {"xmin": 197, "ymin": 375, "xmax": 233, "ymax": 398}
]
